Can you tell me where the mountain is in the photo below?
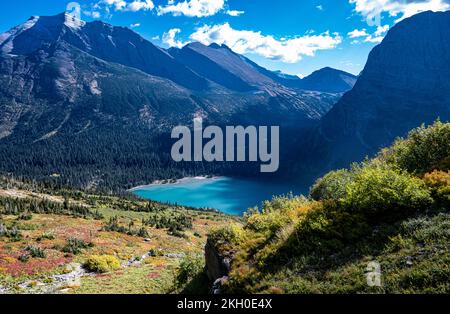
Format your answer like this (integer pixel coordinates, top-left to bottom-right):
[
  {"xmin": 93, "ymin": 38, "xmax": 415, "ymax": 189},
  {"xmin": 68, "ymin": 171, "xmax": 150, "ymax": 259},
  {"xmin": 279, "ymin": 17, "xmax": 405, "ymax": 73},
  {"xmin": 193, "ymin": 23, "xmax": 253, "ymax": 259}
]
[
  {"xmin": 251, "ymin": 64, "xmax": 357, "ymax": 93},
  {"xmin": 0, "ymin": 14, "xmax": 207, "ymax": 90},
  {"xmin": 169, "ymin": 42, "xmax": 356, "ymax": 94},
  {"xmin": 297, "ymin": 67, "xmax": 357, "ymax": 93},
  {"xmin": 168, "ymin": 42, "xmax": 271, "ymax": 92},
  {"xmin": 0, "ymin": 12, "xmax": 342, "ymax": 190},
  {"xmin": 297, "ymin": 10, "xmax": 450, "ymax": 176}
]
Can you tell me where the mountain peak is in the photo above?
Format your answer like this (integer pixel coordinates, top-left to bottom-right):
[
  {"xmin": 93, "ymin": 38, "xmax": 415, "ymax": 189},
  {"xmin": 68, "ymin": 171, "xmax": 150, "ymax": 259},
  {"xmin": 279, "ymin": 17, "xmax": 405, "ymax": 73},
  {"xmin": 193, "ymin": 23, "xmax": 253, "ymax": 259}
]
[
  {"xmin": 298, "ymin": 67, "xmax": 357, "ymax": 93},
  {"xmin": 208, "ymin": 43, "xmax": 222, "ymax": 49}
]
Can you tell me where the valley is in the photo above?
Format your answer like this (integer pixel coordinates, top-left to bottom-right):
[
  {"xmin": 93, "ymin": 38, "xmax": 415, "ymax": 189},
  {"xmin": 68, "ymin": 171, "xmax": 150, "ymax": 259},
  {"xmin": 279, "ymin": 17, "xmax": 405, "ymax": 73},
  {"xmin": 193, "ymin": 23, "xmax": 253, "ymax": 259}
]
[{"xmin": 0, "ymin": 8, "xmax": 449, "ymax": 295}]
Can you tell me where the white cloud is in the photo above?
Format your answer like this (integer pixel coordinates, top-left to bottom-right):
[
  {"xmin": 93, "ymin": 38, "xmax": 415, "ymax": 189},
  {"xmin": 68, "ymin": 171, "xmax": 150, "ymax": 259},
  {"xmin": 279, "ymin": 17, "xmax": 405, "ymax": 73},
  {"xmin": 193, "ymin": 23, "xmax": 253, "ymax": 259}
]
[
  {"xmin": 348, "ymin": 24, "xmax": 389, "ymax": 43},
  {"xmin": 157, "ymin": 0, "xmax": 225, "ymax": 17},
  {"xmin": 130, "ymin": 23, "xmax": 141, "ymax": 28},
  {"xmin": 226, "ymin": 10, "xmax": 245, "ymax": 16},
  {"xmin": 162, "ymin": 28, "xmax": 186, "ymax": 48},
  {"xmin": 364, "ymin": 34, "xmax": 385, "ymax": 42},
  {"xmin": 101, "ymin": 0, "xmax": 154, "ymax": 12},
  {"xmin": 348, "ymin": 28, "xmax": 369, "ymax": 38},
  {"xmin": 374, "ymin": 24, "xmax": 389, "ymax": 35},
  {"xmin": 316, "ymin": 5, "xmax": 324, "ymax": 11},
  {"xmin": 349, "ymin": 0, "xmax": 450, "ymax": 23},
  {"xmin": 102, "ymin": 0, "xmax": 127, "ymax": 11},
  {"xmin": 127, "ymin": 0, "xmax": 154, "ymax": 11},
  {"xmin": 164, "ymin": 23, "xmax": 341, "ymax": 63}
]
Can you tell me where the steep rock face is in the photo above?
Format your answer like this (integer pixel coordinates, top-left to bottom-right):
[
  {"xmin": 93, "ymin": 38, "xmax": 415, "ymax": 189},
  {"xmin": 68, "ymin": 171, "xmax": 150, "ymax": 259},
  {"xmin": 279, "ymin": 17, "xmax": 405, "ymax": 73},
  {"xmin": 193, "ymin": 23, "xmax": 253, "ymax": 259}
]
[
  {"xmin": 205, "ymin": 238, "xmax": 231, "ymax": 281},
  {"xmin": 299, "ymin": 10, "xmax": 450, "ymax": 174}
]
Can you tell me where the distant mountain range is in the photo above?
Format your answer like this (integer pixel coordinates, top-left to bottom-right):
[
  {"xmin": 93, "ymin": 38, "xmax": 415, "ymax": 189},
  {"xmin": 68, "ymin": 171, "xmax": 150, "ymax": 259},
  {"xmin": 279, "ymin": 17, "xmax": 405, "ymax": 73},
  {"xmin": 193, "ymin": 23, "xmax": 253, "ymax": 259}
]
[
  {"xmin": 0, "ymin": 11, "xmax": 447, "ymax": 190},
  {"xmin": 0, "ymin": 13, "xmax": 354, "ymax": 137},
  {"xmin": 0, "ymin": 12, "xmax": 353, "ymax": 189},
  {"xmin": 169, "ymin": 42, "xmax": 357, "ymax": 93}
]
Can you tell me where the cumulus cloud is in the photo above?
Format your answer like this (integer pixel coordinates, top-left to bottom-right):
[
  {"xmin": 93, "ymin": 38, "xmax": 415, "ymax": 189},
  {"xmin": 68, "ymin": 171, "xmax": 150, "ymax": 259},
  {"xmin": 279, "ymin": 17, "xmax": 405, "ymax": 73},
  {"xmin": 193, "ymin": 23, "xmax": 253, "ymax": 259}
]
[
  {"xmin": 101, "ymin": 0, "xmax": 154, "ymax": 12},
  {"xmin": 349, "ymin": 0, "xmax": 450, "ymax": 23},
  {"xmin": 348, "ymin": 28, "xmax": 369, "ymax": 38},
  {"xmin": 102, "ymin": 0, "xmax": 127, "ymax": 11},
  {"xmin": 374, "ymin": 24, "xmax": 390, "ymax": 35},
  {"xmin": 127, "ymin": 0, "xmax": 154, "ymax": 11},
  {"xmin": 162, "ymin": 28, "xmax": 186, "ymax": 48},
  {"xmin": 130, "ymin": 23, "xmax": 141, "ymax": 28},
  {"xmin": 164, "ymin": 23, "xmax": 342, "ymax": 63},
  {"xmin": 348, "ymin": 24, "xmax": 389, "ymax": 43},
  {"xmin": 157, "ymin": 0, "xmax": 225, "ymax": 17},
  {"xmin": 226, "ymin": 10, "xmax": 245, "ymax": 16}
]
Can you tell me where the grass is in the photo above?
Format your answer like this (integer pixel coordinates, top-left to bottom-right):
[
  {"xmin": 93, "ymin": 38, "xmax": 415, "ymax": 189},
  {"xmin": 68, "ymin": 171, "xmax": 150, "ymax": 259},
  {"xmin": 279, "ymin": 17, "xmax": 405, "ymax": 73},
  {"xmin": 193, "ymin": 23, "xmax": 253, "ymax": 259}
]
[
  {"xmin": 206, "ymin": 121, "xmax": 450, "ymax": 294},
  {"xmin": 74, "ymin": 259, "xmax": 177, "ymax": 294},
  {"xmin": 0, "ymin": 184, "xmax": 235, "ymax": 293},
  {"xmin": 254, "ymin": 213, "xmax": 450, "ymax": 294}
]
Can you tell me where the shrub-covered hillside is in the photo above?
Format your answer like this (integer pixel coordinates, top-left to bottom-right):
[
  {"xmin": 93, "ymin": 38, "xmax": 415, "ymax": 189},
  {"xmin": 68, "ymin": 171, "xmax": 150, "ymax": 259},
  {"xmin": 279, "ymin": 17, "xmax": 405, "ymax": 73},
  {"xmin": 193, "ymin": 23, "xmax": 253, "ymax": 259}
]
[{"xmin": 207, "ymin": 121, "xmax": 450, "ymax": 294}]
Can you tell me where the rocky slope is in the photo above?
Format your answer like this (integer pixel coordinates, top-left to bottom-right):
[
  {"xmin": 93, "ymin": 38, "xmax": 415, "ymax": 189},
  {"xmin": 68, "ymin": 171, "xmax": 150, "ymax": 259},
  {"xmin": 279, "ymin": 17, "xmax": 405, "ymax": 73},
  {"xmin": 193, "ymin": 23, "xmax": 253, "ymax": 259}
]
[{"xmin": 295, "ymin": 10, "xmax": 450, "ymax": 177}]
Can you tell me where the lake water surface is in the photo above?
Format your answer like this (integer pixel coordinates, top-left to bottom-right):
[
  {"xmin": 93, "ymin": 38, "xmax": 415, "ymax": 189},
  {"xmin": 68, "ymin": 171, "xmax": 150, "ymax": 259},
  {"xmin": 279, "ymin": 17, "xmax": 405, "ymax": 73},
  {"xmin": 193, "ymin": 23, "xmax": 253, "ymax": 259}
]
[{"xmin": 132, "ymin": 177, "xmax": 308, "ymax": 215}]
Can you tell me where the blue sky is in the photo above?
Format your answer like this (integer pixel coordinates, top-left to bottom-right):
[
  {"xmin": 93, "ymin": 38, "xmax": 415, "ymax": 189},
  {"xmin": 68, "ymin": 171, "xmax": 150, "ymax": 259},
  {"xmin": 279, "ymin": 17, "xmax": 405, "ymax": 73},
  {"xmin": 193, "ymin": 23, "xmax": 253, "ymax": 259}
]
[{"xmin": 1, "ymin": 0, "xmax": 449, "ymax": 76}]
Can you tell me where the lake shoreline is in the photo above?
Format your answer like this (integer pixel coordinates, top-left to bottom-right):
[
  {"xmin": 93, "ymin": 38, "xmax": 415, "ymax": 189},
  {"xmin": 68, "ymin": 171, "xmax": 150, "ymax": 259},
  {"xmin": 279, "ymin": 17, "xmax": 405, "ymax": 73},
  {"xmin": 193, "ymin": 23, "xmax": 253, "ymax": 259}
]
[{"xmin": 128, "ymin": 175, "xmax": 224, "ymax": 192}]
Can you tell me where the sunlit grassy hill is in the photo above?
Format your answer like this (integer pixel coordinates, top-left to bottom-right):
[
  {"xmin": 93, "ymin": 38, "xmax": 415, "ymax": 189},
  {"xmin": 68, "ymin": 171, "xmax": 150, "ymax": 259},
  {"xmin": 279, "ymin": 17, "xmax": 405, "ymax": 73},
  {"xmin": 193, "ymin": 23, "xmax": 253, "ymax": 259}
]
[{"xmin": 205, "ymin": 121, "xmax": 450, "ymax": 294}]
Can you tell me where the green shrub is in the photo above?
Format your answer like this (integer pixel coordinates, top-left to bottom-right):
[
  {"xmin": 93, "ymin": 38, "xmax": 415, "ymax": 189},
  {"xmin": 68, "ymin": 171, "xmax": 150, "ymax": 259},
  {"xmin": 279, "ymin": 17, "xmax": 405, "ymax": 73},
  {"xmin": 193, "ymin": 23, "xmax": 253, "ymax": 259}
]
[
  {"xmin": 209, "ymin": 224, "xmax": 245, "ymax": 249},
  {"xmin": 285, "ymin": 202, "xmax": 370, "ymax": 255},
  {"xmin": 0, "ymin": 223, "xmax": 22, "ymax": 241},
  {"xmin": 62, "ymin": 237, "xmax": 94, "ymax": 255},
  {"xmin": 19, "ymin": 254, "xmax": 30, "ymax": 263},
  {"xmin": 103, "ymin": 216, "xmax": 152, "ymax": 238},
  {"xmin": 25, "ymin": 245, "xmax": 46, "ymax": 258},
  {"xmin": 310, "ymin": 169, "xmax": 353, "ymax": 201},
  {"xmin": 175, "ymin": 255, "xmax": 204, "ymax": 289},
  {"xmin": 378, "ymin": 120, "xmax": 450, "ymax": 174},
  {"xmin": 84, "ymin": 255, "xmax": 121, "ymax": 273},
  {"xmin": 343, "ymin": 163, "xmax": 433, "ymax": 220},
  {"xmin": 244, "ymin": 196, "xmax": 310, "ymax": 236},
  {"xmin": 37, "ymin": 231, "xmax": 55, "ymax": 241}
]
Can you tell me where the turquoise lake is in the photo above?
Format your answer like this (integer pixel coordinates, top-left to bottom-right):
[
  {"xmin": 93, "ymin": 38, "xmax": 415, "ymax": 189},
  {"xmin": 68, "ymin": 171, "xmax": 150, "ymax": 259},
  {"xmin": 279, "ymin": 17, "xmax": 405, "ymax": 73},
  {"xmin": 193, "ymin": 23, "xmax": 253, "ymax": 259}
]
[{"xmin": 132, "ymin": 177, "xmax": 308, "ymax": 216}]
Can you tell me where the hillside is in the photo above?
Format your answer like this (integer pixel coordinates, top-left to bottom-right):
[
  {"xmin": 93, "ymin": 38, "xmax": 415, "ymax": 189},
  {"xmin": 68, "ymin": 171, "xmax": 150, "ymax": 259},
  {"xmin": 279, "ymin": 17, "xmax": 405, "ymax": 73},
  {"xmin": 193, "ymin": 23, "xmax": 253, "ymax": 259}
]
[
  {"xmin": 203, "ymin": 121, "xmax": 450, "ymax": 294},
  {"xmin": 0, "ymin": 176, "xmax": 238, "ymax": 294}
]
